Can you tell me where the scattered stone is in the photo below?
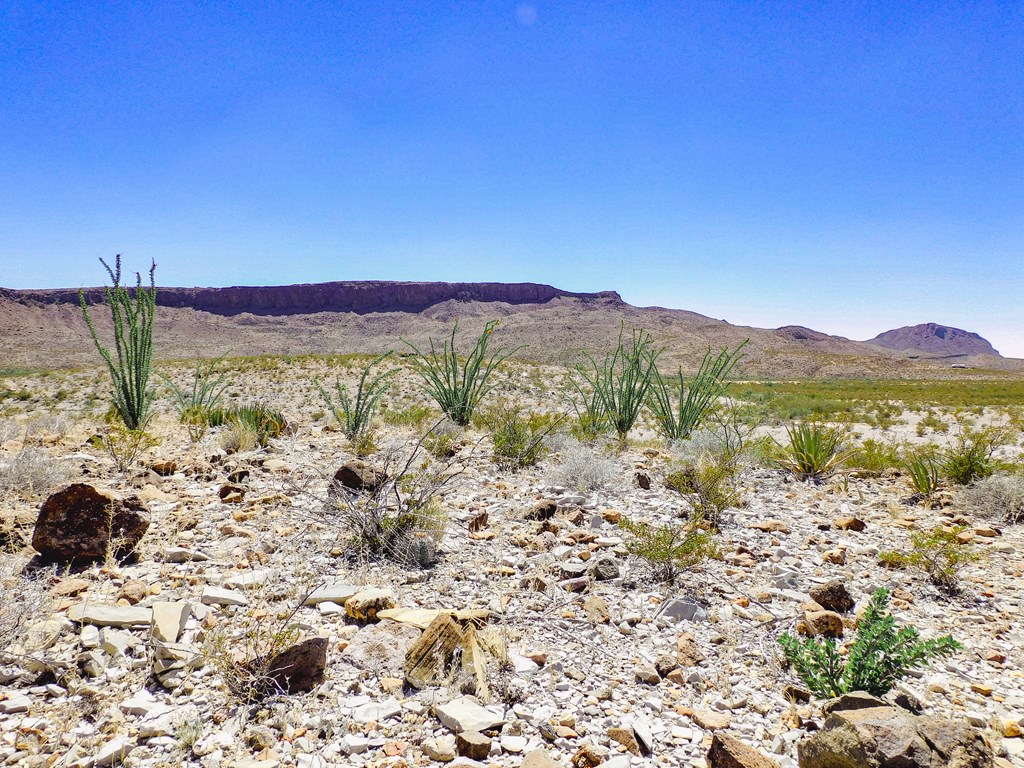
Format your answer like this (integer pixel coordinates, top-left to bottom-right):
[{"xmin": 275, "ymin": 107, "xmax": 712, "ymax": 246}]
[
  {"xmin": 572, "ymin": 743, "xmax": 606, "ymax": 768},
  {"xmin": 423, "ymin": 735, "xmax": 458, "ymax": 762},
  {"xmin": 456, "ymin": 730, "xmax": 492, "ymax": 760},
  {"xmin": 749, "ymin": 520, "xmax": 791, "ymax": 533},
  {"xmin": 151, "ymin": 602, "xmax": 190, "ymax": 643},
  {"xmin": 527, "ymin": 500, "xmax": 558, "ymax": 521},
  {"xmin": 434, "ymin": 696, "xmax": 505, "ymax": 733},
  {"xmin": 693, "ymin": 710, "xmax": 731, "ymax": 731},
  {"xmin": 0, "ymin": 693, "xmax": 31, "ymax": 714},
  {"xmin": 590, "ymin": 556, "xmax": 620, "ymax": 581},
  {"xmin": 634, "ymin": 660, "xmax": 661, "ymax": 684},
  {"xmin": 803, "ymin": 610, "xmax": 844, "ymax": 638},
  {"xmin": 809, "ymin": 580, "xmax": 855, "ymax": 613},
  {"xmin": 346, "ymin": 587, "xmax": 396, "ymax": 621},
  {"xmin": 334, "ymin": 460, "xmax": 386, "ymax": 493},
  {"xmin": 676, "ymin": 632, "xmax": 705, "ymax": 667},
  {"xmin": 583, "ymin": 595, "xmax": 611, "ymax": 624},
  {"xmin": 607, "ymin": 726, "xmax": 642, "ymax": 755},
  {"xmin": 522, "ymin": 749, "xmax": 564, "ymax": 768},
  {"xmin": 266, "ymin": 636, "xmax": 328, "ymax": 694},
  {"xmin": 707, "ymin": 732, "xmax": 781, "ymax": 768},
  {"xmin": 822, "ymin": 548, "xmax": 847, "ymax": 564},
  {"xmin": 52, "ymin": 577, "xmax": 91, "ymax": 597},
  {"xmin": 201, "ymin": 585, "xmax": 249, "ymax": 607},
  {"xmin": 117, "ymin": 578, "xmax": 148, "ymax": 604},
  {"xmin": 834, "ymin": 516, "xmax": 865, "ymax": 532},
  {"xmin": 32, "ymin": 483, "xmax": 150, "ymax": 563},
  {"xmin": 344, "ymin": 620, "xmax": 421, "ymax": 674},
  {"xmin": 68, "ymin": 604, "xmax": 152, "ymax": 628},
  {"xmin": 94, "ymin": 738, "xmax": 134, "ymax": 767},
  {"xmin": 660, "ymin": 599, "xmax": 708, "ymax": 622}
]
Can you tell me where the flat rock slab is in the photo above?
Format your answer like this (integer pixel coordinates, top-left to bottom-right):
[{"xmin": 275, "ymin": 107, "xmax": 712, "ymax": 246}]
[
  {"xmin": 201, "ymin": 585, "xmax": 249, "ymax": 606},
  {"xmin": 68, "ymin": 604, "xmax": 152, "ymax": 628},
  {"xmin": 151, "ymin": 602, "xmax": 191, "ymax": 643},
  {"xmin": 434, "ymin": 696, "xmax": 506, "ymax": 734},
  {"xmin": 378, "ymin": 607, "xmax": 490, "ymax": 630},
  {"xmin": 304, "ymin": 583, "xmax": 362, "ymax": 606}
]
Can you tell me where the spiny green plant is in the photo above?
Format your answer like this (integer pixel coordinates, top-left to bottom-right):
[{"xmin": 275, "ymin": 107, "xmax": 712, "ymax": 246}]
[
  {"xmin": 97, "ymin": 424, "xmax": 159, "ymax": 472},
  {"xmin": 904, "ymin": 451, "xmax": 941, "ymax": 500},
  {"xmin": 486, "ymin": 406, "xmax": 562, "ymax": 471},
  {"xmin": 79, "ymin": 256, "xmax": 157, "ymax": 430},
  {"xmin": 618, "ymin": 514, "xmax": 719, "ymax": 585},
  {"xmin": 162, "ymin": 354, "xmax": 231, "ymax": 442},
  {"xmin": 878, "ymin": 526, "xmax": 977, "ymax": 592},
  {"xmin": 317, "ymin": 351, "xmax": 397, "ymax": 443},
  {"xmin": 779, "ymin": 587, "xmax": 961, "ymax": 698},
  {"xmin": 648, "ymin": 341, "xmax": 746, "ymax": 441},
  {"xmin": 207, "ymin": 403, "xmax": 287, "ymax": 447},
  {"xmin": 775, "ymin": 423, "xmax": 850, "ymax": 483},
  {"xmin": 402, "ymin": 321, "xmax": 522, "ymax": 426},
  {"xmin": 571, "ymin": 324, "xmax": 662, "ymax": 443}
]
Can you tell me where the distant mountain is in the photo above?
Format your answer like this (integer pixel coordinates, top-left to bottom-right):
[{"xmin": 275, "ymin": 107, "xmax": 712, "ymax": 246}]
[{"xmin": 868, "ymin": 323, "xmax": 1000, "ymax": 357}]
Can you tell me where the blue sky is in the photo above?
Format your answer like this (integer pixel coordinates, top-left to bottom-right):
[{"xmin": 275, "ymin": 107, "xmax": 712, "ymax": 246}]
[{"xmin": 2, "ymin": 2, "xmax": 1022, "ymax": 354}]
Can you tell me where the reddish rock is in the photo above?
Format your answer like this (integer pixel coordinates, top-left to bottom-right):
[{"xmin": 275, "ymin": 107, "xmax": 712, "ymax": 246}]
[
  {"xmin": 333, "ymin": 460, "xmax": 386, "ymax": 494},
  {"xmin": 708, "ymin": 732, "xmax": 781, "ymax": 768},
  {"xmin": 266, "ymin": 637, "xmax": 328, "ymax": 694},
  {"xmin": 32, "ymin": 484, "xmax": 150, "ymax": 563}
]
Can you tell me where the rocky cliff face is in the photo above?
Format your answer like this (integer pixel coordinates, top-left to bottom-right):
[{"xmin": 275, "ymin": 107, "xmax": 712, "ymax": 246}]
[
  {"xmin": 0, "ymin": 281, "xmax": 624, "ymax": 316},
  {"xmin": 869, "ymin": 323, "xmax": 999, "ymax": 357}
]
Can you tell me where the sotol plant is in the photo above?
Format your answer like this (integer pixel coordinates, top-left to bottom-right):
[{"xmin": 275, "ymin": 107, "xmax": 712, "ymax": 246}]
[
  {"xmin": 779, "ymin": 587, "xmax": 961, "ymax": 698},
  {"xmin": 775, "ymin": 423, "xmax": 850, "ymax": 483},
  {"xmin": 79, "ymin": 256, "xmax": 157, "ymax": 430},
  {"xmin": 317, "ymin": 351, "xmax": 397, "ymax": 444}
]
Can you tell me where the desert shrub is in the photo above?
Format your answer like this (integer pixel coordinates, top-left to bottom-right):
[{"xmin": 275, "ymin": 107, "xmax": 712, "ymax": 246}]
[
  {"xmin": 648, "ymin": 341, "xmax": 746, "ymax": 441},
  {"xmin": 917, "ymin": 410, "xmax": 949, "ymax": 435},
  {"xmin": 317, "ymin": 351, "xmax": 396, "ymax": 443},
  {"xmin": 665, "ymin": 454, "xmax": 741, "ymax": 529},
  {"xmin": 79, "ymin": 255, "xmax": 157, "ymax": 430},
  {"xmin": 402, "ymin": 320, "xmax": 521, "ymax": 426},
  {"xmin": 957, "ymin": 473, "xmax": 1024, "ymax": 523},
  {"xmin": 381, "ymin": 403, "xmax": 438, "ymax": 430},
  {"xmin": 775, "ymin": 423, "xmax": 849, "ymax": 482},
  {"xmin": 220, "ymin": 422, "xmax": 259, "ymax": 454},
  {"xmin": 423, "ymin": 419, "xmax": 464, "ymax": 459},
  {"xmin": 208, "ymin": 403, "xmax": 287, "ymax": 447},
  {"xmin": 162, "ymin": 355, "xmax": 231, "ymax": 442},
  {"xmin": 570, "ymin": 324, "xmax": 662, "ymax": 442},
  {"xmin": 0, "ymin": 559, "xmax": 54, "ymax": 663},
  {"xmin": 545, "ymin": 439, "xmax": 620, "ymax": 492},
  {"xmin": 862, "ymin": 401, "xmax": 905, "ymax": 431},
  {"xmin": 844, "ymin": 438, "xmax": 903, "ymax": 475},
  {"xmin": 778, "ymin": 587, "xmax": 961, "ymax": 698},
  {"xmin": 903, "ymin": 451, "xmax": 942, "ymax": 500},
  {"xmin": 97, "ymin": 425, "xmax": 159, "ymax": 472},
  {"xmin": 204, "ymin": 607, "xmax": 303, "ymax": 704},
  {"xmin": 486, "ymin": 405, "xmax": 561, "ymax": 471},
  {"xmin": 878, "ymin": 527, "xmax": 977, "ymax": 592},
  {"xmin": 0, "ymin": 447, "xmax": 76, "ymax": 499},
  {"xmin": 619, "ymin": 515, "xmax": 719, "ymax": 585},
  {"xmin": 942, "ymin": 426, "xmax": 1009, "ymax": 486}
]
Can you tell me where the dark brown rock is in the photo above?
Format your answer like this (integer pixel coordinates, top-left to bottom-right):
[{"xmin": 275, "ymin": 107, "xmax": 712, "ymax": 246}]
[
  {"xmin": 527, "ymin": 500, "xmax": 558, "ymax": 521},
  {"xmin": 809, "ymin": 580, "xmax": 855, "ymax": 613},
  {"xmin": 333, "ymin": 460, "xmax": 386, "ymax": 494},
  {"xmin": 266, "ymin": 636, "xmax": 328, "ymax": 694},
  {"xmin": 456, "ymin": 731, "xmax": 491, "ymax": 760},
  {"xmin": 708, "ymin": 732, "xmax": 782, "ymax": 768},
  {"xmin": 635, "ymin": 471, "xmax": 651, "ymax": 490},
  {"xmin": 32, "ymin": 484, "xmax": 150, "ymax": 563}
]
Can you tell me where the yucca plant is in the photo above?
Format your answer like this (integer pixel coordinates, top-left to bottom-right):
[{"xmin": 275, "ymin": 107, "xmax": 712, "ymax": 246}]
[
  {"xmin": 775, "ymin": 423, "xmax": 849, "ymax": 483},
  {"xmin": 779, "ymin": 587, "xmax": 961, "ymax": 698},
  {"xmin": 317, "ymin": 352, "xmax": 397, "ymax": 442},
  {"xmin": 904, "ymin": 452, "xmax": 941, "ymax": 499},
  {"xmin": 162, "ymin": 354, "xmax": 231, "ymax": 441},
  {"xmin": 572, "ymin": 324, "xmax": 662, "ymax": 443},
  {"xmin": 79, "ymin": 256, "xmax": 157, "ymax": 430},
  {"xmin": 208, "ymin": 403, "xmax": 287, "ymax": 447},
  {"xmin": 649, "ymin": 341, "xmax": 747, "ymax": 441},
  {"xmin": 402, "ymin": 321, "xmax": 522, "ymax": 426}
]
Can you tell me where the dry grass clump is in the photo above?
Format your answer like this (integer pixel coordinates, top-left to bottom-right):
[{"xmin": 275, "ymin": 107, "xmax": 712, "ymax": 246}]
[
  {"xmin": 957, "ymin": 473, "xmax": 1024, "ymax": 524},
  {"xmin": 545, "ymin": 438, "xmax": 621, "ymax": 492},
  {"xmin": 0, "ymin": 558, "xmax": 53, "ymax": 662},
  {"xmin": 0, "ymin": 446, "xmax": 76, "ymax": 498}
]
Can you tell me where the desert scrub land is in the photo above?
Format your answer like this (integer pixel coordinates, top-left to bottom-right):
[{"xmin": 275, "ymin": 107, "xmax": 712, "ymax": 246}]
[{"xmin": 1, "ymin": 348, "xmax": 1024, "ymax": 768}]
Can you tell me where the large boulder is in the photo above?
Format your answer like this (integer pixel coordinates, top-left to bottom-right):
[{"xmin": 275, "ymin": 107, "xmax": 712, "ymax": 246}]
[
  {"xmin": 266, "ymin": 636, "xmax": 328, "ymax": 694},
  {"xmin": 32, "ymin": 484, "xmax": 150, "ymax": 563},
  {"xmin": 809, "ymin": 579, "xmax": 855, "ymax": 613},
  {"xmin": 333, "ymin": 460, "xmax": 386, "ymax": 494},
  {"xmin": 798, "ymin": 695, "xmax": 991, "ymax": 768}
]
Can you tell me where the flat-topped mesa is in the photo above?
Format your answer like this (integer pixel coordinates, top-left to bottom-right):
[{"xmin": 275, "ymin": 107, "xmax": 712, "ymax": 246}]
[{"xmin": 0, "ymin": 281, "xmax": 624, "ymax": 316}]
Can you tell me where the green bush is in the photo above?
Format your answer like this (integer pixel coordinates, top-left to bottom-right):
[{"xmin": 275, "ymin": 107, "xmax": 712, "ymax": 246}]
[
  {"xmin": 208, "ymin": 403, "xmax": 287, "ymax": 447},
  {"xmin": 942, "ymin": 426, "xmax": 1009, "ymax": 486},
  {"xmin": 648, "ymin": 342, "xmax": 746, "ymax": 442},
  {"xmin": 779, "ymin": 587, "xmax": 961, "ymax": 698},
  {"xmin": 775, "ymin": 423, "xmax": 849, "ymax": 482},
  {"xmin": 844, "ymin": 438, "xmax": 903, "ymax": 475},
  {"xmin": 618, "ymin": 515, "xmax": 718, "ymax": 585},
  {"xmin": 878, "ymin": 527, "xmax": 977, "ymax": 592},
  {"xmin": 665, "ymin": 454, "xmax": 741, "ymax": 530},
  {"xmin": 402, "ymin": 320, "xmax": 521, "ymax": 426},
  {"xmin": 79, "ymin": 256, "xmax": 157, "ymax": 430},
  {"xmin": 317, "ymin": 351, "xmax": 396, "ymax": 442},
  {"xmin": 486, "ymin": 405, "xmax": 561, "ymax": 471},
  {"xmin": 381, "ymin": 403, "xmax": 438, "ymax": 430}
]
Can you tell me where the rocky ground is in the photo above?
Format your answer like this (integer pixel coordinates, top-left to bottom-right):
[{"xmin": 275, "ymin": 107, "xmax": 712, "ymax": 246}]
[{"xmin": 1, "ymin": 361, "xmax": 1022, "ymax": 768}]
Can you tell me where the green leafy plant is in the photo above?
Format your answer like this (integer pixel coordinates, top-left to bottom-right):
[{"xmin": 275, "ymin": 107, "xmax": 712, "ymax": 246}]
[
  {"xmin": 571, "ymin": 324, "xmax": 662, "ymax": 443},
  {"xmin": 648, "ymin": 342, "xmax": 746, "ymax": 441},
  {"xmin": 97, "ymin": 424, "xmax": 159, "ymax": 472},
  {"xmin": 162, "ymin": 355, "xmax": 231, "ymax": 442},
  {"xmin": 778, "ymin": 587, "xmax": 961, "ymax": 698},
  {"xmin": 381, "ymin": 403, "xmax": 439, "ymax": 430},
  {"xmin": 942, "ymin": 426, "xmax": 1009, "ymax": 486},
  {"xmin": 317, "ymin": 351, "xmax": 397, "ymax": 443},
  {"xmin": 79, "ymin": 256, "xmax": 157, "ymax": 430},
  {"xmin": 403, "ymin": 321, "xmax": 522, "ymax": 426},
  {"xmin": 904, "ymin": 451, "xmax": 941, "ymax": 500},
  {"xmin": 878, "ymin": 527, "xmax": 977, "ymax": 592},
  {"xmin": 618, "ymin": 514, "xmax": 719, "ymax": 585},
  {"xmin": 208, "ymin": 403, "xmax": 287, "ymax": 447},
  {"xmin": 844, "ymin": 438, "xmax": 903, "ymax": 475},
  {"xmin": 775, "ymin": 423, "xmax": 849, "ymax": 482},
  {"xmin": 665, "ymin": 454, "xmax": 741, "ymax": 529},
  {"xmin": 486, "ymin": 405, "xmax": 562, "ymax": 471}
]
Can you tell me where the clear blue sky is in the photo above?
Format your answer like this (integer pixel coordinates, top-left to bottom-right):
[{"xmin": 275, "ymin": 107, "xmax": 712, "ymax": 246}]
[{"xmin": 2, "ymin": 2, "xmax": 1022, "ymax": 355}]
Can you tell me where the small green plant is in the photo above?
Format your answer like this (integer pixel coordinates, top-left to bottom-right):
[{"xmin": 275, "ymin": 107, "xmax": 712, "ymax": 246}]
[
  {"xmin": 665, "ymin": 454, "xmax": 741, "ymax": 529},
  {"xmin": 779, "ymin": 587, "xmax": 961, "ymax": 698},
  {"xmin": 845, "ymin": 438, "xmax": 903, "ymax": 475},
  {"xmin": 775, "ymin": 423, "xmax": 849, "ymax": 482},
  {"xmin": 618, "ymin": 514, "xmax": 719, "ymax": 584},
  {"xmin": 571, "ymin": 324, "xmax": 662, "ymax": 443},
  {"xmin": 317, "ymin": 351, "xmax": 396, "ymax": 443},
  {"xmin": 98, "ymin": 424, "xmax": 159, "ymax": 472},
  {"xmin": 162, "ymin": 355, "xmax": 231, "ymax": 442},
  {"xmin": 648, "ymin": 342, "xmax": 746, "ymax": 441},
  {"xmin": 402, "ymin": 320, "xmax": 522, "ymax": 426},
  {"xmin": 381, "ymin": 402, "xmax": 439, "ymax": 430},
  {"xmin": 486, "ymin": 405, "xmax": 562, "ymax": 471},
  {"xmin": 79, "ymin": 256, "xmax": 157, "ymax": 430},
  {"xmin": 904, "ymin": 451, "xmax": 941, "ymax": 500},
  {"xmin": 942, "ymin": 425, "xmax": 1009, "ymax": 486},
  {"xmin": 423, "ymin": 419, "xmax": 463, "ymax": 459},
  {"xmin": 878, "ymin": 527, "xmax": 977, "ymax": 592},
  {"xmin": 208, "ymin": 403, "xmax": 287, "ymax": 446}
]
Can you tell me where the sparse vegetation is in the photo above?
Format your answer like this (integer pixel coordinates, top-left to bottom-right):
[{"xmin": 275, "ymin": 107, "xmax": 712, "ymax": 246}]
[
  {"xmin": 546, "ymin": 439, "xmax": 620, "ymax": 492},
  {"xmin": 317, "ymin": 351, "xmax": 397, "ymax": 444},
  {"xmin": 162, "ymin": 354, "xmax": 231, "ymax": 442},
  {"xmin": 649, "ymin": 342, "xmax": 746, "ymax": 441},
  {"xmin": 619, "ymin": 514, "xmax": 719, "ymax": 584},
  {"xmin": 775, "ymin": 423, "xmax": 849, "ymax": 482},
  {"xmin": 665, "ymin": 454, "xmax": 741, "ymax": 529},
  {"xmin": 97, "ymin": 424, "xmax": 159, "ymax": 472},
  {"xmin": 941, "ymin": 425, "xmax": 1011, "ymax": 486},
  {"xmin": 957, "ymin": 473, "xmax": 1024, "ymax": 524},
  {"xmin": 79, "ymin": 255, "xmax": 157, "ymax": 430},
  {"xmin": 779, "ymin": 587, "xmax": 961, "ymax": 698},
  {"xmin": 904, "ymin": 451, "xmax": 942, "ymax": 500},
  {"xmin": 878, "ymin": 527, "xmax": 978, "ymax": 592},
  {"xmin": 208, "ymin": 402, "xmax": 287, "ymax": 447},
  {"xmin": 485, "ymin": 405, "xmax": 561, "ymax": 471}
]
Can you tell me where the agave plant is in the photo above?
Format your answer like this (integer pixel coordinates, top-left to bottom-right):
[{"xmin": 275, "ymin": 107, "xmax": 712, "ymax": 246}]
[{"xmin": 775, "ymin": 423, "xmax": 849, "ymax": 482}]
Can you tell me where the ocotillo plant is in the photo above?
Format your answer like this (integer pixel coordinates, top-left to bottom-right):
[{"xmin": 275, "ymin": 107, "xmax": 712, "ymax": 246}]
[{"xmin": 79, "ymin": 255, "xmax": 157, "ymax": 430}]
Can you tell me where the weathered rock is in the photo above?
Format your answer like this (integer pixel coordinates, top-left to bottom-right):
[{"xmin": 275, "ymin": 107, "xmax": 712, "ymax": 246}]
[
  {"xmin": 803, "ymin": 610, "xmax": 844, "ymax": 638},
  {"xmin": 151, "ymin": 602, "xmax": 190, "ymax": 643},
  {"xmin": 527, "ymin": 500, "xmax": 558, "ymax": 521},
  {"xmin": 266, "ymin": 637, "xmax": 328, "ymax": 694},
  {"xmin": 708, "ymin": 732, "xmax": 782, "ymax": 768},
  {"xmin": 522, "ymin": 749, "xmax": 564, "ymax": 768},
  {"xmin": 635, "ymin": 660, "xmax": 661, "ymax": 684},
  {"xmin": 607, "ymin": 726, "xmax": 642, "ymax": 755},
  {"xmin": 423, "ymin": 735, "xmax": 458, "ymax": 762},
  {"xmin": 346, "ymin": 588, "xmax": 396, "ymax": 621},
  {"xmin": 834, "ymin": 516, "xmax": 866, "ymax": 532},
  {"xmin": 810, "ymin": 580, "xmax": 855, "ymax": 613},
  {"xmin": 344, "ymin": 620, "xmax": 420, "ymax": 675},
  {"xmin": 201, "ymin": 585, "xmax": 249, "ymax": 607},
  {"xmin": 676, "ymin": 632, "xmax": 705, "ymax": 667},
  {"xmin": 590, "ymin": 557, "xmax": 620, "ymax": 581},
  {"xmin": 117, "ymin": 579, "xmax": 148, "ymax": 604},
  {"xmin": 32, "ymin": 484, "xmax": 150, "ymax": 563},
  {"xmin": 333, "ymin": 460, "xmax": 386, "ymax": 494},
  {"xmin": 68, "ymin": 604, "xmax": 152, "ymax": 628},
  {"xmin": 693, "ymin": 710, "xmax": 731, "ymax": 731},
  {"xmin": 304, "ymin": 583, "xmax": 361, "ymax": 606},
  {"xmin": 456, "ymin": 730, "xmax": 492, "ymax": 760},
  {"xmin": 798, "ymin": 700, "xmax": 992, "ymax": 768},
  {"xmin": 434, "ymin": 695, "xmax": 505, "ymax": 733}
]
